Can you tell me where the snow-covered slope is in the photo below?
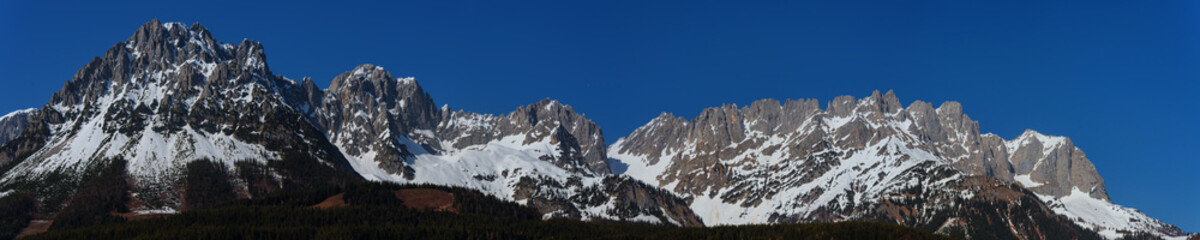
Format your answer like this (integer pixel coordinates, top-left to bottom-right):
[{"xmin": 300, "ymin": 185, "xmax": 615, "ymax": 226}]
[
  {"xmin": 609, "ymin": 90, "xmax": 1190, "ymax": 239},
  {"xmin": 346, "ymin": 131, "xmax": 696, "ymax": 225}
]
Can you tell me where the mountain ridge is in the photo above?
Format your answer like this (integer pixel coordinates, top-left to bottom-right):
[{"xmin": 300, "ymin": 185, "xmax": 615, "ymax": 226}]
[
  {"xmin": 609, "ymin": 90, "xmax": 1187, "ymax": 239},
  {"xmin": 0, "ymin": 20, "xmax": 1191, "ymax": 239}
]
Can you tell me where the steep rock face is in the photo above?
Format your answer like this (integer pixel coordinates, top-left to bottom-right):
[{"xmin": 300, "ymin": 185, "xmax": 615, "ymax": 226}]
[
  {"xmin": 1004, "ymin": 130, "xmax": 1107, "ymax": 200},
  {"xmin": 0, "ymin": 108, "xmax": 45, "ymax": 176},
  {"xmin": 0, "ymin": 109, "xmax": 36, "ymax": 147},
  {"xmin": 610, "ymin": 90, "xmax": 1186, "ymax": 239},
  {"xmin": 0, "ymin": 108, "xmax": 57, "ymax": 176},
  {"xmin": 306, "ymin": 64, "xmax": 438, "ymax": 179}
]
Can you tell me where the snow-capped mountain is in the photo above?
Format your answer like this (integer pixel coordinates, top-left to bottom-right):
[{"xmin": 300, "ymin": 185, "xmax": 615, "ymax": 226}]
[
  {"xmin": 0, "ymin": 20, "xmax": 699, "ymax": 226},
  {"xmin": 609, "ymin": 90, "xmax": 1189, "ymax": 239},
  {"xmin": 0, "ymin": 20, "xmax": 358, "ymax": 213},
  {"xmin": 0, "ymin": 20, "xmax": 1191, "ymax": 239}
]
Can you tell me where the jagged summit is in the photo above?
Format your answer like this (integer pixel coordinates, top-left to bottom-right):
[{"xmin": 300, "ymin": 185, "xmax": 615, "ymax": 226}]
[
  {"xmin": 126, "ymin": 20, "xmax": 231, "ymax": 66},
  {"xmin": 49, "ymin": 20, "xmax": 281, "ymax": 110},
  {"xmin": 647, "ymin": 90, "xmax": 907, "ymax": 126},
  {"xmin": 0, "ymin": 21, "xmax": 361, "ymax": 226},
  {"xmin": 330, "ymin": 64, "xmax": 388, "ymax": 89},
  {"xmin": 1015, "ymin": 129, "xmax": 1065, "ymax": 141}
]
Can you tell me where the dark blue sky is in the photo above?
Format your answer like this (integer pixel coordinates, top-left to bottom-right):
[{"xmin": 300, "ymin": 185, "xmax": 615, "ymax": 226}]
[{"xmin": 2, "ymin": 0, "xmax": 1197, "ymax": 231}]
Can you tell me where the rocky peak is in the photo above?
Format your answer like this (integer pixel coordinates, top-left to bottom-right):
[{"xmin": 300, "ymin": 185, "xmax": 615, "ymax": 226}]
[
  {"xmin": 322, "ymin": 64, "xmax": 440, "ymax": 133},
  {"xmin": 689, "ymin": 103, "xmax": 746, "ymax": 150},
  {"xmin": 232, "ymin": 40, "xmax": 268, "ymax": 71},
  {"xmin": 614, "ymin": 113, "xmax": 689, "ymax": 165},
  {"xmin": 779, "ymin": 98, "xmax": 821, "ymax": 134},
  {"xmin": 0, "ymin": 108, "xmax": 36, "ymax": 147},
  {"xmin": 127, "ymin": 20, "xmax": 229, "ymax": 66},
  {"xmin": 742, "ymin": 99, "xmax": 782, "ymax": 136},
  {"xmin": 395, "ymin": 78, "xmax": 438, "ymax": 131},
  {"xmin": 1005, "ymin": 130, "xmax": 1109, "ymax": 201},
  {"xmin": 1, "ymin": 20, "xmax": 359, "ymax": 216},
  {"xmin": 507, "ymin": 99, "xmax": 572, "ymax": 129},
  {"xmin": 935, "ymin": 101, "xmax": 980, "ymax": 143},
  {"xmin": 49, "ymin": 20, "xmax": 280, "ymax": 111},
  {"xmin": 293, "ymin": 77, "xmax": 324, "ymax": 115},
  {"xmin": 505, "ymin": 99, "xmax": 609, "ymax": 175},
  {"xmin": 650, "ymin": 112, "xmax": 688, "ymax": 126},
  {"xmin": 901, "ymin": 100, "xmax": 946, "ymax": 143},
  {"xmin": 329, "ymin": 64, "xmax": 390, "ymax": 90},
  {"xmin": 826, "ymin": 95, "xmax": 857, "ymax": 117},
  {"xmin": 870, "ymin": 90, "xmax": 903, "ymax": 114},
  {"xmin": 847, "ymin": 90, "xmax": 902, "ymax": 115},
  {"xmin": 864, "ymin": 99, "xmax": 982, "ymax": 160},
  {"xmin": 312, "ymin": 64, "xmax": 438, "ymax": 179}
]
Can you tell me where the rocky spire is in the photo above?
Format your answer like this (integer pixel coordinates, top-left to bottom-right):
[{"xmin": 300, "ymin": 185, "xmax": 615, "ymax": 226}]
[
  {"xmin": 859, "ymin": 90, "xmax": 902, "ymax": 115},
  {"xmin": 904, "ymin": 100, "xmax": 946, "ymax": 143},
  {"xmin": 826, "ymin": 95, "xmax": 857, "ymax": 117},
  {"xmin": 127, "ymin": 19, "xmax": 229, "ymax": 67},
  {"xmin": 323, "ymin": 64, "xmax": 439, "ymax": 132},
  {"xmin": 506, "ymin": 99, "xmax": 610, "ymax": 175}
]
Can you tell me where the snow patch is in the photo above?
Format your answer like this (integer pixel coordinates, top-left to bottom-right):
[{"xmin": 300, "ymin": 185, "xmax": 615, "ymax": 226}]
[
  {"xmin": 1013, "ymin": 174, "xmax": 1043, "ymax": 188},
  {"xmin": 608, "ymin": 139, "xmax": 668, "ymax": 186},
  {"xmin": 1006, "ymin": 130, "xmax": 1067, "ymax": 156},
  {"xmin": 1040, "ymin": 187, "xmax": 1185, "ymax": 240},
  {"xmin": 133, "ymin": 207, "xmax": 178, "ymax": 215}
]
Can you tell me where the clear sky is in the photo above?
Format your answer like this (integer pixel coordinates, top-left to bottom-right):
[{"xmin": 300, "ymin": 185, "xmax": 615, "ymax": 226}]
[{"xmin": 2, "ymin": 0, "xmax": 1197, "ymax": 232}]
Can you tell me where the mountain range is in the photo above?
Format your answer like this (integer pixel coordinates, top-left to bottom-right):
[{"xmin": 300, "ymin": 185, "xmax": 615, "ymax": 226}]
[{"xmin": 0, "ymin": 20, "xmax": 1191, "ymax": 240}]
